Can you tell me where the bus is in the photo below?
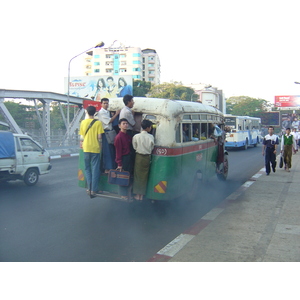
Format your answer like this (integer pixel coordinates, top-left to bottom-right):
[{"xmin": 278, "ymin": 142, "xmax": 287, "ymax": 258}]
[
  {"xmin": 224, "ymin": 114, "xmax": 261, "ymax": 150},
  {"xmin": 78, "ymin": 97, "xmax": 228, "ymax": 202}
]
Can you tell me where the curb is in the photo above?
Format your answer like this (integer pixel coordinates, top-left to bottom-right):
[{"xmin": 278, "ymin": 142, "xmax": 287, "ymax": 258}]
[
  {"xmin": 50, "ymin": 153, "xmax": 79, "ymax": 160},
  {"xmin": 147, "ymin": 168, "xmax": 265, "ymax": 262}
]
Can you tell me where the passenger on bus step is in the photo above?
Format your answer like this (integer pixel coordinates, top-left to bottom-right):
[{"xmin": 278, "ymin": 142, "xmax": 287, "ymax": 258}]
[
  {"xmin": 114, "ymin": 118, "xmax": 134, "ymax": 200},
  {"xmin": 132, "ymin": 120, "xmax": 154, "ymax": 201},
  {"xmin": 119, "ymin": 94, "xmax": 135, "ymax": 137},
  {"xmin": 98, "ymin": 98, "xmax": 120, "ymax": 173}
]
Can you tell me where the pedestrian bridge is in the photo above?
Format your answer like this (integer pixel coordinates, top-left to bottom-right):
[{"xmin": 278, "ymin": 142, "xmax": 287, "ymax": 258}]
[{"xmin": 0, "ymin": 89, "xmax": 91, "ymax": 146}]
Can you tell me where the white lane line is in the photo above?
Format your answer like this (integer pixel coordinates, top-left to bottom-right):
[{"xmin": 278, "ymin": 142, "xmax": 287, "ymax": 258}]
[
  {"xmin": 157, "ymin": 234, "xmax": 195, "ymax": 257},
  {"xmin": 201, "ymin": 208, "xmax": 224, "ymax": 221}
]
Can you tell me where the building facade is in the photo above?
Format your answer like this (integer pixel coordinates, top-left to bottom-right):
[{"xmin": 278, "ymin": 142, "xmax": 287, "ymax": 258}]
[
  {"xmin": 187, "ymin": 83, "xmax": 226, "ymax": 114},
  {"xmin": 84, "ymin": 41, "xmax": 160, "ymax": 85}
]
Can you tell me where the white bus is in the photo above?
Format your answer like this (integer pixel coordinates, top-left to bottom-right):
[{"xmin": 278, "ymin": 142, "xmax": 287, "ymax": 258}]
[{"xmin": 225, "ymin": 114, "xmax": 261, "ymax": 150}]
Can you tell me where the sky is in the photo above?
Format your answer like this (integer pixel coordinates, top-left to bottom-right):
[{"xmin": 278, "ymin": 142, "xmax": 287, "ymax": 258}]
[{"xmin": 1, "ymin": 0, "xmax": 300, "ymax": 105}]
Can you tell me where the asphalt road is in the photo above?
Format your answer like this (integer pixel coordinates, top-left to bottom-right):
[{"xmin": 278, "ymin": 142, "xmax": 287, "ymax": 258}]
[{"xmin": 0, "ymin": 144, "xmax": 265, "ymax": 262}]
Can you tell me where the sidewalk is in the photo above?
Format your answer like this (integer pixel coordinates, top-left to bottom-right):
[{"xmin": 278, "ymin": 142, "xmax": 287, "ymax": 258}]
[{"xmin": 151, "ymin": 153, "xmax": 300, "ymax": 262}]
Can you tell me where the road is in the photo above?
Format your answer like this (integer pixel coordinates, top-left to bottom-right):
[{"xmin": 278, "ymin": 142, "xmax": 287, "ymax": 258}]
[{"xmin": 0, "ymin": 144, "xmax": 265, "ymax": 262}]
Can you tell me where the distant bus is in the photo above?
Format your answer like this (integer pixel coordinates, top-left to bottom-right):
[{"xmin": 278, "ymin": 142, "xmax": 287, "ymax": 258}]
[
  {"xmin": 225, "ymin": 114, "xmax": 261, "ymax": 150},
  {"xmin": 78, "ymin": 97, "xmax": 229, "ymax": 202}
]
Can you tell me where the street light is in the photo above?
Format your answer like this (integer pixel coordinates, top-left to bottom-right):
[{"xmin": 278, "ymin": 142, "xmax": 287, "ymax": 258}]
[{"xmin": 66, "ymin": 41, "xmax": 105, "ymax": 144}]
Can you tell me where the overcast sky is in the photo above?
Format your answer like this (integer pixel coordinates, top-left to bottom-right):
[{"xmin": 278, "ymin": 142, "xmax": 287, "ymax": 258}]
[{"xmin": 1, "ymin": 0, "xmax": 300, "ymax": 104}]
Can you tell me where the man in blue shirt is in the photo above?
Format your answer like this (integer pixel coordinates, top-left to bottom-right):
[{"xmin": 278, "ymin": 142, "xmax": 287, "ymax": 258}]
[{"xmin": 262, "ymin": 126, "xmax": 279, "ymax": 175}]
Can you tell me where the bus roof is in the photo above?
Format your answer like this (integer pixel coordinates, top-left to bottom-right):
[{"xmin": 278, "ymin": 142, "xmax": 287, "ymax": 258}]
[
  {"xmin": 108, "ymin": 97, "xmax": 223, "ymax": 118},
  {"xmin": 225, "ymin": 114, "xmax": 261, "ymax": 120}
]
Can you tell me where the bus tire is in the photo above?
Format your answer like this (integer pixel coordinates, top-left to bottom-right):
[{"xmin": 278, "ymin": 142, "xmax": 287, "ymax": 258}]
[
  {"xmin": 24, "ymin": 168, "xmax": 39, "ymax": 186},
  {"xmin": 243, "ymin": 139, "xmax": 248, "ymax": 150},
  {"xmin": 217, "ymin": 154, "xmax": 229, "ymax": 181}
]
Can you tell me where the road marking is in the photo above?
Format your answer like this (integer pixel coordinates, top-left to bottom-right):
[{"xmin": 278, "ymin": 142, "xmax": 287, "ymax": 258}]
[
  {"xmin": 148, "ymin": 165, "xmax": 264, "ymax": 262},
  {"xmin": 157, "ymin": 234, "xmax": 195, "ymax": 257},
  {"xmin": 201, "ymin": 208, "xmax": 224, "ymax": 221}
]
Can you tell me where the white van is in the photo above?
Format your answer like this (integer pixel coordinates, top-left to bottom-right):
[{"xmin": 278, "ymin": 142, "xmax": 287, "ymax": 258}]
[{"xmin": 0, "ymin": 131, "xmax": 52, "ymax": 186}]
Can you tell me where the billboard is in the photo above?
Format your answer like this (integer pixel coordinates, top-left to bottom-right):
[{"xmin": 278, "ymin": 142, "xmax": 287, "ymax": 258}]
[
  {"xmin": 274, "ymin": 95, "xmax": 300, "ymax": 107},
  {"xmin": 64, "ymin": 75, "xmax": 133, "ymax": 100},
  {"xmin": 83, "ymin": 100, "xmax": 102, "ymax": 111},
  {"xmin": 256, "ymin": 112, "xmax": 280, "ymax": 126}
]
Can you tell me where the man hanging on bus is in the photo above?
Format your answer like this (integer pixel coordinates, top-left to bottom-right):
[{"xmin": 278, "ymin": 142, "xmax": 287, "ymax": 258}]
[
  {"xmin": 132, "ymin": 119, "xmax": 154, "ymax": 201},
  {"xmin": 114, "ymin": 118, "xmax": 134, "ymax": 200}
]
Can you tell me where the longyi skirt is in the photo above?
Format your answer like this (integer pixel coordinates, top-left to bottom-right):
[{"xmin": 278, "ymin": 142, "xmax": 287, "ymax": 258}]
[{"xmin": 133, "ymin": 153, "xmax": 151, "ymax": 195}]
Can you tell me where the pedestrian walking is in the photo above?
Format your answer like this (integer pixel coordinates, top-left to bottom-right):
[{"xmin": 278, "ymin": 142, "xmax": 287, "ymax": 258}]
[
  {"xmin": 132, "ymin": 120, "xmax": 154, "ymax": 201},
  {"xmin": 281, "ymin": 127, "xmax": 297, "ymax": 172},
  {"xmin": 291, "ymin": 128, "xmax": 299, "ymax": 151},
  {"xmin": 262, "ymin": 126, "xmax": 279, "ymax": 175},
  {"xmin": 114, "ymin": 118, "xmax": 134, "ymax": 200},
  {"xmin": 79, "ymin": 106, "xmax": 104, "ymax": 198}
]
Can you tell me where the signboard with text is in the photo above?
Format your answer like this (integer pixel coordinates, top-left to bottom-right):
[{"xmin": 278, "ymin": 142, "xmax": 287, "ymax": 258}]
[
  {"xmin": 275, "ymin": 95, "xmax": 300, "ymax": 107},
  {"xmin": 83, "ymin": 100, "xmax": 102, "ymax": 111},
  {"xmin": 64, "ymin": 75, "xmax": 133, "ymax": 100}
]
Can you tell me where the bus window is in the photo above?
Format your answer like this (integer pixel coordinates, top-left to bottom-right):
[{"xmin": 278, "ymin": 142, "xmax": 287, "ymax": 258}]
[
  {"xmin": 182, "ymin": 123, "xmax": 190, "ymax": 142},
  {"xmin": 133, "ymin": 112, "xmax": 143, "ymax": 132},
  {"xmin": 192, "ymin": 124, "xmax": 200, "ymax": 141},
  {"xmin": 200, "ymin": 123, "xmax": 208, "ymax": 139},
  {"xmin": 208, "ymin": 123, "xmax": 215, "ymax": 137}
]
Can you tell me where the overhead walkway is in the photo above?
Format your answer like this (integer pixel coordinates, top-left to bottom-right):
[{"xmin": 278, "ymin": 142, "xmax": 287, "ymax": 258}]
[{"xmin": 0, "ymin": 89, "xmax": 90, "ymax": 146}]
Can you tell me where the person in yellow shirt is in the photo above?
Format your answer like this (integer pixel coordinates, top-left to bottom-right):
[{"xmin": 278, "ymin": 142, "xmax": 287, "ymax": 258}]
[{"xmin": 79, "ymin": 106, "xmax": 104, "ymax": 198}]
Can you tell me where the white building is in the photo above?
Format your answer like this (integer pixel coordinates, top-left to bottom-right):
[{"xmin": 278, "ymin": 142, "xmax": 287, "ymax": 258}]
[
  {"xmin": 187, "ymin": 83, "xmax": 226, "ymax": 114},
  {"xmin": 84, "ymin": 41, "xmax": 160, "ymax": 85}
]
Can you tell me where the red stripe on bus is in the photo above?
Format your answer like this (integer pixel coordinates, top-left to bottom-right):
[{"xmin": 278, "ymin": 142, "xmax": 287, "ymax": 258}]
[{"xmin": 152, "ymin": 141, "xmax": 216, "ymax": 156}]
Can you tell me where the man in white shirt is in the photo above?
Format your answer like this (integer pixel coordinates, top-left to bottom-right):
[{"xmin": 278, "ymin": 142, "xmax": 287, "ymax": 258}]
[
  {"xmin": 132, "ymin": 119, "xmax": 154, "ymax": 201},
  {"xmin": 291, "ymin": 128, "xmax": 299, "ymax": 150},
  {"xmin": 98, "ymin": 98, "xmax": 120, "ymax": 172},
  {"xmin": 119, "ymin": 94, "xmax": 135, "ymax": 136}
]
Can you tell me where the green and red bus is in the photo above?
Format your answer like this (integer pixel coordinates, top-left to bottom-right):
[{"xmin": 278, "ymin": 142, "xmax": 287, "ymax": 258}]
[{"xmin": 78, "ymin": 97, "xmax": 228, "ymax": 201}]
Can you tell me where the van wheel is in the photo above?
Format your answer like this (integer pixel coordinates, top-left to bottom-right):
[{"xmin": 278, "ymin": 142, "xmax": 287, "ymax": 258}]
[{"xmin": 24, "ymin": 169, "xmax": 39, "ymax": 186}]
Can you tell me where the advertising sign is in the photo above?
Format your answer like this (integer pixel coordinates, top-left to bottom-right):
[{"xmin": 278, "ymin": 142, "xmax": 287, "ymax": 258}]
[
  {"xmin": 274, "ymin": 95, "xmax": 300, "ymax": 107},
  {"xmin": 83, "ymin": 100, "xmax": 101, "ymax": 111},
  {"xmin": 64, "ymin": 75, "xmax": 133, "ymax": 100},
  {"xmin": 201, "ymin": 91, "xmax": 218, "ymax": 108}
]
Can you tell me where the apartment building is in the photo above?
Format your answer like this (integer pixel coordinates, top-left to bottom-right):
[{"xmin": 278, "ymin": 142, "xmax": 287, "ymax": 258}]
[{"xmin": 84, "ymin": 41, "xmax": 160, "ymax": 85}]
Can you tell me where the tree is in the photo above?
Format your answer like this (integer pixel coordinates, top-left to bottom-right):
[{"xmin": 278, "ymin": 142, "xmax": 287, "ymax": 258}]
[
  {"xmin": 0, "ymin": 101, "xmax": 39, "ymax": 129},
  {"xmin": 226, "ymin": 96, "xmax": 271, "ymax": 116},
  {"xmin": 148, "ymin": 82, "xmax": 198, "ymax": 101},
  {"xmin": 133, "ymin": 80, "xmax": 152, "ymax": 97}
]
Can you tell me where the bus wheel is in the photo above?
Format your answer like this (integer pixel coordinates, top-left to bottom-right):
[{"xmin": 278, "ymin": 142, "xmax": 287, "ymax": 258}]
[
  {"xmin": 187, "ymin": 171, "xmax": 202, "ymax": 202},
  {"xmin": 217, "ymin": 154, "xmax": 229, "ymax": 181},
  {"xmin": 243, "ymin": 139, "xmax": 248, "ymax": 150}
]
